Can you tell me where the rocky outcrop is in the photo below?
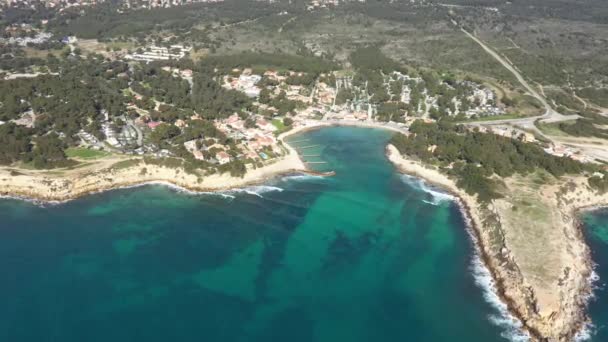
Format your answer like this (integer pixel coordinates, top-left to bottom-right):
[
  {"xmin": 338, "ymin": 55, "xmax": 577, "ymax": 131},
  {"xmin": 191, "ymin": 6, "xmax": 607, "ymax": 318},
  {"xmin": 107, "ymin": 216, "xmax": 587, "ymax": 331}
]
[{"xmin": 387, "ymin": 144, "xmax": 602, "ymax": 342}]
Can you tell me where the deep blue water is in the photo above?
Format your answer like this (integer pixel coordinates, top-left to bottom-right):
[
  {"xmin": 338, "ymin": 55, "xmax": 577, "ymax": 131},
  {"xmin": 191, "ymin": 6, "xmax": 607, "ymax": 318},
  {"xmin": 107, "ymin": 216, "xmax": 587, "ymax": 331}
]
[{"xmin": 0, "ymin": 126, "xmax": 605, "ymax": 341}]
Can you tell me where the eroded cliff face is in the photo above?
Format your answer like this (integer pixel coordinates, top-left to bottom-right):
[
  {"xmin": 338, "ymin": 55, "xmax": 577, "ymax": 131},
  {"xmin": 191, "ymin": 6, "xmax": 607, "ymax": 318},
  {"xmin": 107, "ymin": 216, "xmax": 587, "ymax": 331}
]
[
  {"xmin": 0, "ymin": 163, "xmax": 201, "ymax": 201},
  {"xmin": 0, "ymin": 155, "xmax": 306, "ymax": 202},
  {"xmin": 386, "ymin": 145, "xmax": 603, "ymax": 342}
]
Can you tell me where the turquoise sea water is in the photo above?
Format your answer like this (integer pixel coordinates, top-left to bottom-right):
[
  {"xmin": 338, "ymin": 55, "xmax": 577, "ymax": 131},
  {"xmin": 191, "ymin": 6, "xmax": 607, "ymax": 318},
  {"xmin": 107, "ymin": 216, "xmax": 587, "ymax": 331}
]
[
  {"xmin": 582, "ymin": 211, "xmax": 608, "ymax": 341},
  {"xmin": 0, "ymin": 126, "xmax": 605, "ymax": 341}
]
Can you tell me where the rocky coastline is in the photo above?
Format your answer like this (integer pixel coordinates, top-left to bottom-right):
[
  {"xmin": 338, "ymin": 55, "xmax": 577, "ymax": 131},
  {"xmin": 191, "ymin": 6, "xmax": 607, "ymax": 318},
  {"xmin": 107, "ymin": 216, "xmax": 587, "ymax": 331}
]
[
  {"xmin": 0, "ymin": 123, "xmax": 603, "ymax": 341},
  {"xmin": 0, "ymin": 128, "xmax": 315, "ymax": 203},
  {"xmin": 386, "ymin": 144, "xmax": 601, "ymax": 342}
]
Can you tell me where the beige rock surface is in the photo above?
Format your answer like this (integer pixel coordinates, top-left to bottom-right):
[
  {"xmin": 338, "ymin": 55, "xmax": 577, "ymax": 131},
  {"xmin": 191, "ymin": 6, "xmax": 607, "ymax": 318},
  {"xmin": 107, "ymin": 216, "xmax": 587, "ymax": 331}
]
[{"xmin": 387, "ymin": 144, "xmax": 603, "ymax": 342}]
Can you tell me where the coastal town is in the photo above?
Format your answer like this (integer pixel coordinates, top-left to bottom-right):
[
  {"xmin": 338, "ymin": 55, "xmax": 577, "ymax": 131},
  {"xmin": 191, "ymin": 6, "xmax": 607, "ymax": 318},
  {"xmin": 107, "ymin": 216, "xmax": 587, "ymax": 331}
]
[
  {"xmin": 3, "ymin": 14, "xmax": 597, "ymax": 172},
  {"xmin": 0, "ymin": 32, "xmax": 598, "ymax": 172},
  {"xmin": 2, "ymin": 27, "xmax": 532, "ymax": 173},
  {"xmin": 1, "ymin": 0, "xmax": 608, "ymax": 341}
]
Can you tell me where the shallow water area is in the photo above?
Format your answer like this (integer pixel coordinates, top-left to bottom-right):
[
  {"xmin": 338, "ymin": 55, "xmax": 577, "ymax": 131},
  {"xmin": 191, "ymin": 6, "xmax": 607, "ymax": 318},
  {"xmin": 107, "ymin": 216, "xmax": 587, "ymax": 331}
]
[{"xmin": 0, "ymin": 126, "xmax": 554, "ymax": 341}]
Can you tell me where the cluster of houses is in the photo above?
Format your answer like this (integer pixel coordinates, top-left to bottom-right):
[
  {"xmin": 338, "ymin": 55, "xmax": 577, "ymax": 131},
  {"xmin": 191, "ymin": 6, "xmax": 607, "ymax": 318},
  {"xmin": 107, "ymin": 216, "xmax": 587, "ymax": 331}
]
[
  {"xmin": 307, "ymin": 0, "xmax": 354, "ymax": 10},
  {"xmin": 324, "ymin": 108, "xmax": 369, "ymax": 121},
  {"xmin": 473, "ymin": 125, "xmax": 593, "ymax": 163},
  {"xmin": 160, "ymin": 66, "xmax": 193, "ymax": 79},
  {"xmin": 386, "ymin": 71, "xmax": 505, "ymax": 119},
  {"xmin": 1, "ymin": 0, "xmax": 102, "ymax": 10},
  {"xmin": 543, "ymin": 143, "xmax": 593, "ymax": 163},
  {"xmin": 6, "ymin": 47, "xmax": 584, "ymax": 169},
  {"xmin": 125, "ymin": 45, "xmax": 192, "ymax": 62},
  {"xmin": 122, "ymin": 0, "xmax": 224, "ymax": 9},
  {"xmin": 1, "ymin": 31, "xmax": 52, "ymax": 47},
  {"xmin": 171, "ymin": 113, "xmax": 282, "ymax": 165},
  {"xmin": 461, "ymin": 81, "xmax": 504, "ymax": 117},
  {"xmin": 0, "ymin": 0, "xmax": 223, "ymax": 11},
  {"xmin": 223, "ymin": 69, "xmax": 262, "ymax": 98},
  {"xmin": 216, "ymin": 114, "xmax": 280, "ymax": 160},
  {"xmin": 474, "ymin": 125, "xmax": 536, "ymax": 143}
]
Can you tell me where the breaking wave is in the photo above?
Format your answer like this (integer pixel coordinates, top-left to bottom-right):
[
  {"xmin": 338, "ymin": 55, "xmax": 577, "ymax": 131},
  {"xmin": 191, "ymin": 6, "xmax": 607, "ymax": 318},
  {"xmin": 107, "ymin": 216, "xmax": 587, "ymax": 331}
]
[
  {"xmin": 119, "ymin": 181, "xmax": 238, "ymax": 201},
  {"xmin": 471, "ymin": 255, "xmax": 531, "ymax": 342},
  {"xmin": 574, "ymin": 323, "xmax": 595, "ymax": 342},
  {"xmin": 399, "ymin": 173, "xmax": 530, "ymax": 340},
  {"xmin": 574, "ymin": 269, "xmax": 602, "ymax": 341},
  {"xmin": 225, "ymin": 185, "xmax": 284, "ymax": 198},
  {"xmin": 0, "ymin": 194, "xmax": 68, "ymax": 207},
  {"xmin": 400, "ymin": 174, "xmax": 455, "ymax": 205},
  {"xmin": 0, "ymin": 182, "xmax": 285, "ymax": 206},
  {"xmin": 460, "ymin": 204, "xmax": 531, "ymax": 342}
]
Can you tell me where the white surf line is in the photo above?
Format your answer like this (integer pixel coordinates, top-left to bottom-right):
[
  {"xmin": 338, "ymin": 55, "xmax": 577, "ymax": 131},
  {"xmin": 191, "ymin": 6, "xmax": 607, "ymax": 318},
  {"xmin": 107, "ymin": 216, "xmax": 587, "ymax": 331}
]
[
  {"xmin": 399, "ymin": 174, "xmax": 455, "ymax": 205},
  {"xmin": 225, "ymin": 185, "xmax": 284, "ymax": 198},
  {"xmin": 470, "ymin": 251, "xmax": 531, "ymax": 342},
  {"xmin": 400, "ymin": 173, "xmax": 531, "ymax": 341},
  {"xmin": 574, "ymin": 267, "xmax": 602, "ymax": 341}
]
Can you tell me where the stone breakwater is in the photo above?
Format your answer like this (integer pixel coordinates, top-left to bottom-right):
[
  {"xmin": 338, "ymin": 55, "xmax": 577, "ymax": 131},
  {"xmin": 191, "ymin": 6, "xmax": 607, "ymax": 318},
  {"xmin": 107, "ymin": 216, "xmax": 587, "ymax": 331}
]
[{"xmin": 386, "ymin": 144, "xmax": 604, "ymax": 342}]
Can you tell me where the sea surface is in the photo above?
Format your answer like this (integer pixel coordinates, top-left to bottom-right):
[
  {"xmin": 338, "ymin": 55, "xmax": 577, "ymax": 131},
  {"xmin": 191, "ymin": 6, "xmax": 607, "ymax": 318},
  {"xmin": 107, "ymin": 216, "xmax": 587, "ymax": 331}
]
[
  {"xmin": 582, "ymin": 211, "xmax": 608, "ymax": 341},
  {"xmin": 0, "ymin": 126, "xmax": 605, "ymax": 341}
]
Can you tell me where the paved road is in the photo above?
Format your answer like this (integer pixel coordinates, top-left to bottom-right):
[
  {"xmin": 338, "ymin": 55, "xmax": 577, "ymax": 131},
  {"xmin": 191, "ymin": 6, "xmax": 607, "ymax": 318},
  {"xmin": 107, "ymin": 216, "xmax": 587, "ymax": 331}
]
[{"xmin": 460, "ymin": 28, "xmax": 578, "ymax": 130}]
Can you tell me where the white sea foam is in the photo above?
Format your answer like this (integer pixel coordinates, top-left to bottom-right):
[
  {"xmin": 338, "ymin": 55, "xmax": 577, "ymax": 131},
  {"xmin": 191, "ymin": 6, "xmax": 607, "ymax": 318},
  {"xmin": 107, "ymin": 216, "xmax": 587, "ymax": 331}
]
[
  {"xmin": 470, "ymin": 255, "xmax": 531, "ymax": 342},
  {"xmin": 226, "ymin": 185, "xmax": 284, "ymax": 198},
  {"xmin": 1, "ymin": 181, "xmax": 283, "ymax": 205},
  {"xmin": 400, "ymin": 174, "xmax": 455, "ymax": 205},
  {"xmin": 457, "ymin": 200, "xmax": 532, "ymax": 342},
  {"xmin": 122, "ymin": 181, "xmax": 237, "ymax": 200},
  {"xmin": 0, "ymin": 194, "xmax": 68, "ymax": 207},
  {"xmin": 400, "ymin": 172, "xmax": 530, "ymax": 339},
  {"xmin": 573, "ymin": 268, "xmax": 603, "ymax": 341},
  {"xmin": 0, "ymin": 181, "xmax": 243, "ymax": 206},
  {"xmin": 574, "ymin": 322, "xmax": 595, "ymax": 342}
]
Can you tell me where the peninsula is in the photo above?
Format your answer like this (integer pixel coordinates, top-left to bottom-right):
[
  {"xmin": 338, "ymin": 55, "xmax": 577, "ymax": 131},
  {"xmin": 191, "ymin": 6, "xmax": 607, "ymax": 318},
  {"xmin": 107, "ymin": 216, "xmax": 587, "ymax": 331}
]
[{"xmin": 387, "ymin": 125, "xmax": 608, "ymax": 341}]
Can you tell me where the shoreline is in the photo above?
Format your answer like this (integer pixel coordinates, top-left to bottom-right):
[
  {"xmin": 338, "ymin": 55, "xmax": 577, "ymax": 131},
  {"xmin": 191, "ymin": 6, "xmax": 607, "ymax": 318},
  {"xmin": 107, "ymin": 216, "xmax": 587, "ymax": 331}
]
[
  {"xmin": 0, "ymin": 126, "xmax": 318, "ymax": 203},
  {"xmin": 386, "ymin": 145, "xmax": 536, "ymax": 339},
  {"xmin": 386, "ymin": 144, "xmax": 601, "ymax": 341},
  {"xmin": 0, "ymin": 120, "xmax": 399, "ymax": 204},
  {"xmin": 1, "ymin": 121, "xmax": 603, "ymax": 340},
  {"xmin": 0, "ymin": 171, "xmax": 321, "ymax": 205}
]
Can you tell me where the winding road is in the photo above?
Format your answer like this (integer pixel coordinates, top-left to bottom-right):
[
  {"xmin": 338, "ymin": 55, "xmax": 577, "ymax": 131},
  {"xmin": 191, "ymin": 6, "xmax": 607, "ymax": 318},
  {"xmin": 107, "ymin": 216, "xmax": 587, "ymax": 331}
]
[
  {"xmin": 457, "ymin": 28, "xmax": 608, "ymax": 161},
  {"xmin": 460, "ymin": 28, "xmax": 578, "ymax": 129}
]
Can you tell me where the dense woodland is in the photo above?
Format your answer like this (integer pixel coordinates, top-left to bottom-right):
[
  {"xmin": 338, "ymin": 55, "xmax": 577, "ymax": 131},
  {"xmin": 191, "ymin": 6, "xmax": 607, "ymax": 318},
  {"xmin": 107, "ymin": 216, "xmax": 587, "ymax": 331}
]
[
  {"xmin": 390, "ymin": 121, "xmax": 590, "ymax": 201},
  {"xmin": 0, "ymin": 47, "xmax": 339, "ymax": 170}
]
